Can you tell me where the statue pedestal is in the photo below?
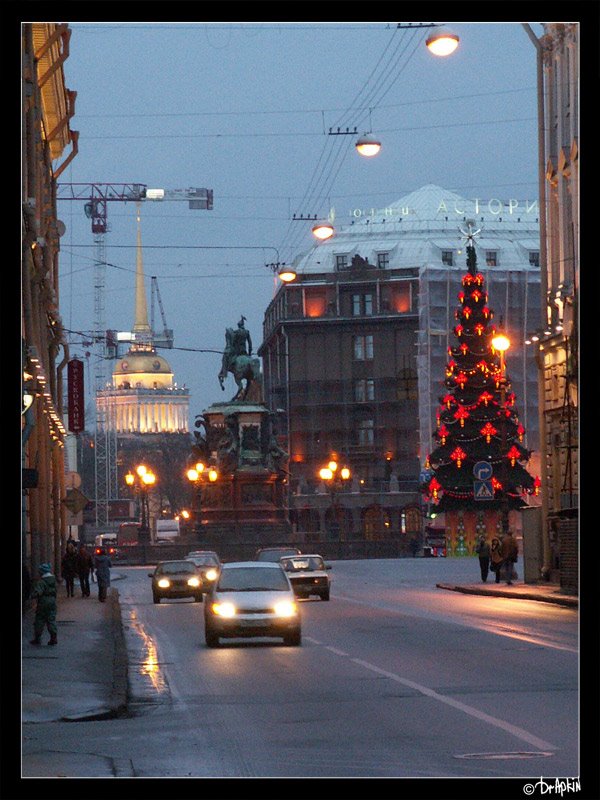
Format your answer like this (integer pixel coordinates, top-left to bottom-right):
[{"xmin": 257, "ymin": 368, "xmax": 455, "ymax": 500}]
[{"xmin": 196, "ymin": 401, "xmax": 292, "ymax": 546}]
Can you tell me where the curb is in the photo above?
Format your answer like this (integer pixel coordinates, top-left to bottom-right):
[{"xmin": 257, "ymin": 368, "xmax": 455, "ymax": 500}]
[
  {"xmin": 109, "ymin": 587, "xmax": 129, "ymax": 716},
  {"xmin": 436, "ymin": 583, "xmax": 578, "ymax": 608}
]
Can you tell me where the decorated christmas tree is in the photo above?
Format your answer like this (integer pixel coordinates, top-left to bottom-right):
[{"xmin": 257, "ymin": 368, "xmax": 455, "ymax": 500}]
[{"xmin": 422, "ymin": 233, "xmax": 540, "ymax": 518}]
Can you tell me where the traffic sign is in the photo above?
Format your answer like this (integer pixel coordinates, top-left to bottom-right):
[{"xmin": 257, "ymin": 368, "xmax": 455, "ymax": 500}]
[
  {"xmin": 62, "ymin": 487, "xmax": 89, "ymax": 515},
  {"xmin": 474, "ymin": 480, "xmax": 494, "ymax": 500},
  {"xmin": 473, "ymin": 461, "xmax": 493, "ymax": 481}
]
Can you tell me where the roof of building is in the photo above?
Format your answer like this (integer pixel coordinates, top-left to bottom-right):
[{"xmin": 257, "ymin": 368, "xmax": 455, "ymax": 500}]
[
  {"xmin": 292, "ymin": 184, "xmax": 540, "ymax": 275},
  {"xmin": 113, "ymin": 350, "xmax": 173, "ymax": 376}
]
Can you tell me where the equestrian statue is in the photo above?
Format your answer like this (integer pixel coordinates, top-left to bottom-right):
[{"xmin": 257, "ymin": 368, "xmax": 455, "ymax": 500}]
[{"xmin": 218, "ymin": 316, "xmax": 262, "ymax": 401}]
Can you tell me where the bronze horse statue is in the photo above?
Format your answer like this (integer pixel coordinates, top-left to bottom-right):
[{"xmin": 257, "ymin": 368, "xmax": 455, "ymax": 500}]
[{"xmin": 218, "ymin": 353, "xmax": 261, "ymax": 401}]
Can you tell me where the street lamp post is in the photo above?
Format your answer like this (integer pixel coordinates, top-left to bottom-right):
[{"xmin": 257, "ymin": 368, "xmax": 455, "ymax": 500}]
[
  {"xmin": 492, "ymin": 330, "xmax": 511, "ymax": 535},
  {"xmin": 125, "ymin": 464, "xmax": 156, "ymax": 543},
  {"xmin": 186, "ymin": 462, "xmax": 218, "ymax": 540},
  {"xmin": 319, "ymin": 460, "xmax": 351, "ymax": 556}
]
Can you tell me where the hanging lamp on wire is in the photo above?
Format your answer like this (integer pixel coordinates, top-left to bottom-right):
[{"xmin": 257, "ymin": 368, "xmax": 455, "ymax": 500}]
[
  {"xmin": 426, "ymin": 27, "xmax": 460, "ymax": 56},
  {"xmin": 355, "ymin": 109, "xmax": 381, "ymax": 157}
]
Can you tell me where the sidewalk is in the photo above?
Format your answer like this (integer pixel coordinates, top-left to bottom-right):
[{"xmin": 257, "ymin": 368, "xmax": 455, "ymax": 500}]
[
  {"xmin": 22, "ymin": 574, "xmax": 128, "ymax": 725},
  {"xmin": 436, "ymin": 579, "xmax": 578, "ymax": 608}
]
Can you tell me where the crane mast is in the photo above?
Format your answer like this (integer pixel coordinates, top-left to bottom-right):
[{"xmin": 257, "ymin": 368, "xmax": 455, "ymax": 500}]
[{"xmin": 58, "ymin": 182, "xmax": 213, "ymax": 530}]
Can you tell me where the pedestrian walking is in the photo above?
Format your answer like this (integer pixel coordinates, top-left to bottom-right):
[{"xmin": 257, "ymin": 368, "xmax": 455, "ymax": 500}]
[
  {"xmin": 500, "ymin": 531, "xmax": 519, "ymax": 585},
  {"xmin": 475, "ymin": 535, "xmax": 490, "ymax": 582},
  {"xmin": 77, "ymin": 544, "xmax": 93, "ymax": 597},
  {"xmin": 93, "ymin": 546, "xmax": 112, "ymax": 602},
  {"xmin": 489, "ymin": 537, "xmax": 503, "ymax": 583},
  {"xmin": 30, "ymin": 562, "xmax": 58, "ymax": 646},
  {"xmin": 61, "ymin": 541, "xmax": 78, "ymax": 597}
]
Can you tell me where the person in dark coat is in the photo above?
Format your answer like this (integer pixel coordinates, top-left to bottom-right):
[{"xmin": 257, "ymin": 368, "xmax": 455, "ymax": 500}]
[
  {"xmin": 475, "ymin": 535, "xmax": 491, "ymax": 582},
  {"xmin": 489, "ymin": 537, "xmax": 503, "ymax": 583},
  {"xmin": 30, "ymin": 562, "xmax": 58, "ymax": 645},
  {"xmin": 61, "ymin": 542, "xmax": 78, "ymax": 597},
  {"xmin": 77, "ymin": 544, "xmax": 93, "ymax": 597},
  {"xmin": 500, "ymin": 531, "xmax": 519, "ymax": 585},
  {"xmin": 93, "ymin": 547, "xmax": 112, "ymax": 602}
]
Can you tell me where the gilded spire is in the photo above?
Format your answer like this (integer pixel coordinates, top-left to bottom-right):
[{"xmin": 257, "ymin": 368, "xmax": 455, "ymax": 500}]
[{"xmin": 133, "ymin": 204, "xmax": 151, "ymax": 335}]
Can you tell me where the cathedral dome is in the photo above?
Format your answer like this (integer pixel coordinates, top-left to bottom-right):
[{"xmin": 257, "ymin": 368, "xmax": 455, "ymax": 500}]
[
  {"xmin": 114, "ymin": 352, "xmax": 172, "ymax": 375},
  {"xmin": 113, "ymin": 348, "xmax": 174, "ymax": 389}
]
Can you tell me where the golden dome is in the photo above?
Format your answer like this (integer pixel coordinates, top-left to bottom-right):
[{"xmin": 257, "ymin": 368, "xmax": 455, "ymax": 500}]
[
  {"xmin": 113, "ymin": 348, "xmax": 174, "ymax": 390},
  {"xmin": 114, "ymin": 352, "xmax": 172, "ymax": 375}
]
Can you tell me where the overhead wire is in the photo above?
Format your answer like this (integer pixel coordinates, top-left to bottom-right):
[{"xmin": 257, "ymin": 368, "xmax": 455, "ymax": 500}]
[{"xmin": 278, "ymin": 25, "xmax": 428, "ymax": 262}]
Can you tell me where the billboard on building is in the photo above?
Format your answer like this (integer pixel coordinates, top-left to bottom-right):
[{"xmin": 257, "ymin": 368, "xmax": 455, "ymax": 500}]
[{"xmin": 67, "ymin": 358, "xmax": 85, "ymax": 433}]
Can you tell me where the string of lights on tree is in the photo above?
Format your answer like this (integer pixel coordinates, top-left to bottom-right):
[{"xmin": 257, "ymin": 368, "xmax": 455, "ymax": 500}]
[{"xmin": 422, "ymin": 229, "xmax": 540, "ymax": 511}]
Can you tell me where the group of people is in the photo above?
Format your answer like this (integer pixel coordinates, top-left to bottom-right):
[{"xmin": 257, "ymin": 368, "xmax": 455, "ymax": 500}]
[
  {"xmin": 60, "ymin": 541, "xmax": 93, "ymax": 597},
  {"xmin": 475, "ymin": 531, "xmax": 519, "ymax": 584},
  {"xmin": 28, "ymin": 543, "xmax": 112, "ymax": 647}
]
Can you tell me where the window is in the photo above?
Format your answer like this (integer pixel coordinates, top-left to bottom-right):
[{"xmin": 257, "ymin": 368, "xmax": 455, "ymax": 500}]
[
  {"xmin": 358, "ymin": 419, "xmax": 375, "ymax": 446},
  {"xmin": 352, "ymin": 293, "xmax": 373, "ymax": 316},
  {"xmin": 335, "ymin": 254, "xmax": 349, "ymax": 271},
  {"xmin": 355, "ymin": 379, "xmax": 375, "ymax": 402},
  {"xmin": 529, "ymin": 251, "xmax": 540, "ymax": 267},
  {"xmin": 441, "ymin": 250, "xmax": 454, "ymax": 266},
  {"xmin": 396, "ymin": 356, "xmax": 418, "ymax": 400},
  {"xmin": 377, "ymin": 252, "xmax": 390, "ymax": 269},
  {"xmin": 354, "ymin": 335, "xmax": 374, "ymax": 361},
  {"xmin": 485, "ymin": 250, "xmax": 498, "ymax": 267}
]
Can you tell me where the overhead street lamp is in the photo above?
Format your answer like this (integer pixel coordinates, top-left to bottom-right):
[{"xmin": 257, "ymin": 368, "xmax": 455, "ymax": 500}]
[
  {"xmin": 426, "ymin": 28, "xmax": 460, "ymax": 56},
  {"xmin": 125, "ymin": 464, "xmax": 156, "ymax": 543}
]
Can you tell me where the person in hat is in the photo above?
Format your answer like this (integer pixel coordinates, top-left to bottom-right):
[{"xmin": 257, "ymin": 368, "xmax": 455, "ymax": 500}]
[{"xmin": 30, "ymin": 562, "xmax": 58, "ymax": 646}]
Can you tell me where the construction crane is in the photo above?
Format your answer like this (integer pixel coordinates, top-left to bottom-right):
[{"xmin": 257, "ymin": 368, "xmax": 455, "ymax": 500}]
[
  {"xmin": 57, "ymin": 182, "xmax": 213, "ymax": 529},
  {"xmin": 150, "ymin": 276, "xmax": 173, "ymax": 349}
]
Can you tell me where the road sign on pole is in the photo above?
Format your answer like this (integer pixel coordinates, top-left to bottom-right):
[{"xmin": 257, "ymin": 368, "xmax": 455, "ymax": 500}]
[
  {"xmin": 473, "ymin": 461, "xmax": 493, "ymax": 481},
  {"xmin": 474, "ymin": 480, "xmax": 494, "ymax": 500}
]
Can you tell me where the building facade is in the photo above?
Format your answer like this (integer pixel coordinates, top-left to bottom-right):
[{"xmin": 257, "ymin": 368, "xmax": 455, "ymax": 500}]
[
  {"xmin": 535, "ymin": 23, "xmax": 579, "ymax": 590},
  {"xmin": 22, "ymin": 23, "xmax": 78, "ymax": 577},
  {"xmin": 259, "ymin": 185, "xmax": 541, "ymax": 548}
]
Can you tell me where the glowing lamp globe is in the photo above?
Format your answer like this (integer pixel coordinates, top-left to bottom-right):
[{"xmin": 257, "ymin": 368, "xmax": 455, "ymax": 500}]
[
  {"xmin": 426, "ymin": 29, "xmax": 459, "ymax": 57},
  {"xmin": 312, "ymin": 221, "xmax": 335, "ymax": 241},
  {"xmin": 355, "ymin": 134, "xmax": 381, "ymax": 157}
]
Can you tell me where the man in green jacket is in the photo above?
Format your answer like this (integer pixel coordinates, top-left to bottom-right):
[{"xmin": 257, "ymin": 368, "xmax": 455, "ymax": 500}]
[{"xmin": 30, "ymin": 562, "xmax": 58, "ymax": 646}]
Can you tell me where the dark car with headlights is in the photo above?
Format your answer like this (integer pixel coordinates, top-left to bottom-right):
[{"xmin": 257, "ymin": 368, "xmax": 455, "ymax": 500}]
[
  {"xmin": 254, "ymin": 546, "xmax": 302, "ymax": 562},
  {"xmin": 185, "ymin": 550, "xmax": 222, "ymax": 593},
  {"xmin": 204, "ymin": 561, "xmax": 301, "ymax": 647},
  {"xmin": 149, "ymin": 560, "xmax": 203, "ymax": 604},
  {"xmin": 280, "ymin": 554, "xmax": 331, "ymax": 600}
]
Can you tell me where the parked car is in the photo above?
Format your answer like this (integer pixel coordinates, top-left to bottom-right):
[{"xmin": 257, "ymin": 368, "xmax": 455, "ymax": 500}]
[
  {"xmin": 280, "ymin": 554, "xmax": 331, "ymax": 601},
  {"xmin": 148, "ymin": 560, "xmax": 203, "ymax": 604},
  {"xmin": 185, "ymin": 550, "xmax": 222, "ymax": 592},
  {"xmin": 204, "ymin": 561, "xmax": 301, "ymax": 647},
  {"xmin": 254, "ymin": 546, "xmax": 302, "ymax": 562}
]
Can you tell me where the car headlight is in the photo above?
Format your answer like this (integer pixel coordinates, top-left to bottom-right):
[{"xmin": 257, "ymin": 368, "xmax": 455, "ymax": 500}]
[
  {"xmin": 204, "ymin": 568, "xmax": 218, "ymax": 582},
  {"xmin": 157, "ymin": 578, "xmax": 171, "ymax": 588},
  {"xmin": 274, "ymin": 600, "xmax": 298, "ymax": 618},
  {"xmin": 211, "ymin": 601, "xmax": 236, "ymax": 618},
  {"xmin": 187, "ymin": 577, "xmax": 201, "ymax": 588}
]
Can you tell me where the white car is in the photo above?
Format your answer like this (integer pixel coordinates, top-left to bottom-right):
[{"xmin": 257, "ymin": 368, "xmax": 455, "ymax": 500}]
[
  {"xmin": 204, "ymin": 561, "xmax": 301, "ymax": 647},
  {"xmin": 280, "ymin": 554, "xmax": 331, "ymax": 600}
]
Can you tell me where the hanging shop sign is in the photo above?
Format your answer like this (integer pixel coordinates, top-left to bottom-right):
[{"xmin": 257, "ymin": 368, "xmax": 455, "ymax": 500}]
[{"xmin": 67, "ymin": 358, "xmax": 85, "ymax": 433}]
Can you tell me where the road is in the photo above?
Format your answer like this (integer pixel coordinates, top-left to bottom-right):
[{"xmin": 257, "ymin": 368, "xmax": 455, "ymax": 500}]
[{"xmin": 25, "ymin": 558, "xmax": 580, "ymax": 778}]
